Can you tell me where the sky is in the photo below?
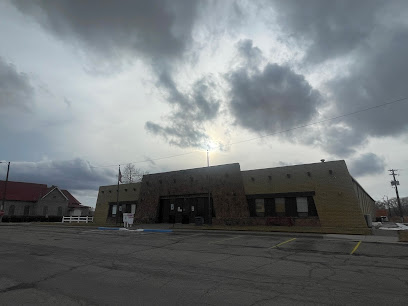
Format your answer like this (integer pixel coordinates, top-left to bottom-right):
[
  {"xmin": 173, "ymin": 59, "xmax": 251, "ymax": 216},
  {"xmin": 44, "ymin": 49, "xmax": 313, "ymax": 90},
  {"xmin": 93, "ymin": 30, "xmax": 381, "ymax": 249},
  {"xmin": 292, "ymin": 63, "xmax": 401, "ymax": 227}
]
[{"xmin": 1, "ymin": 0, "xmax": 407, "ymax": 207}]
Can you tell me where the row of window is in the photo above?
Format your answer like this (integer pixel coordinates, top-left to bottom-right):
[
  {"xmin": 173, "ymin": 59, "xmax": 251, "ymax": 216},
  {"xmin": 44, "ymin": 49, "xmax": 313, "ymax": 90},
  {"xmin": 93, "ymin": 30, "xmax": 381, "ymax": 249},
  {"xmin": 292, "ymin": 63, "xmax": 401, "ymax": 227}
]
[
  {"xmin": 109, "ymin": 203, "xmax": 137, "ymax": 216},
  {"xmin": 248, "ymin": 196, "xmax": 318, "ymax": 218},
  {"xmin": 8, "ymin": 205, "xmax": 63, "ymax": 216}
]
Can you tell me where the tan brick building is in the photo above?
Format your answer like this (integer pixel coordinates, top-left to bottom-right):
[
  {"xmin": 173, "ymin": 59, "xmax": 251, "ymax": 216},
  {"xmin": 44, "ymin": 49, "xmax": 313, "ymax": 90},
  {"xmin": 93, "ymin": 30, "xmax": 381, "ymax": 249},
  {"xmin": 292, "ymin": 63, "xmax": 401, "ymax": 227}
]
[{"xmin": 94, "ymin": 160, "xmax": 375, "ymax": 232}]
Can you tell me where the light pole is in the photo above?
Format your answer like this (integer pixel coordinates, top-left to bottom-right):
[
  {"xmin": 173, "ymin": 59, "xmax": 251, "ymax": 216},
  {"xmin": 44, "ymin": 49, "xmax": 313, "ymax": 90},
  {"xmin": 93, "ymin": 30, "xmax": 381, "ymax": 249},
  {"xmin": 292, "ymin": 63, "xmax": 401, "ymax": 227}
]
[
  {"xmin": 0, "ymin": 161, "xmax": 11, "ymax": 222},
  {"xmin": 207, "ymin": 150, "xmax": 212, "ymax": 225}
]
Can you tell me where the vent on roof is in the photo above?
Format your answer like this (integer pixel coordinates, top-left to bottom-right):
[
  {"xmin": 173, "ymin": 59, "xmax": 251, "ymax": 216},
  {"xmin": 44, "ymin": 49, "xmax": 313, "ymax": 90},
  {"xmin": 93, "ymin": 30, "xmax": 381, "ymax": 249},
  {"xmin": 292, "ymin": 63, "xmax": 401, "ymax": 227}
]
[
  {"xmin": 307, "ymin": 172, "xmax": 311, "ymax": 177},
  {"xmin": 133, "ymin": 188, "xmax": 136, "ymax": 191},
  {"xmin": 251, "ymin": 177, "xmax": 255, "ymax": 182},
  {"xmin": 173, "ymin": 179, "xmax": 176, "ymax": 183},
  {"xmin": 159, "ymin": 180, "xmax": 162, "ymax": 184},
  {"xmin": 109, "ymin": 190, "xmax": 112, "ymax": 193},
  {"xmin": 268, "ymin": 175, "xmax": 272, "ymax": 180},
  {"xmin": 124, "ymin": 189, "xmax": 128, "ymax": 192}
]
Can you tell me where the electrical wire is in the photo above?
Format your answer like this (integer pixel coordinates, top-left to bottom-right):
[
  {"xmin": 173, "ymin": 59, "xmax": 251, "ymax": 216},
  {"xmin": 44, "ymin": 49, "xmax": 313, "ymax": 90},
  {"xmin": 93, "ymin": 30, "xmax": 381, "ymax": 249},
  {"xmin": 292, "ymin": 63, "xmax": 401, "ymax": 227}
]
[{"xmin": 2, "ymin": 95, "xmax": 408, "ymax": 170}]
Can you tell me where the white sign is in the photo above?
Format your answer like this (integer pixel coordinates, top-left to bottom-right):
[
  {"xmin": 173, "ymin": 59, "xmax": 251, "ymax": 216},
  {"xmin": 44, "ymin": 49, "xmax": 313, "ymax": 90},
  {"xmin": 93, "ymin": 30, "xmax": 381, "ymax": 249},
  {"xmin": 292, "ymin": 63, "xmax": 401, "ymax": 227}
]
[
  {"xmin": 177, "ymin": 207, "xmax": 182, "ymax": 212},
  {"xmin": 123, "ymin": 213, "xmax": 134, "ymax": 228}
]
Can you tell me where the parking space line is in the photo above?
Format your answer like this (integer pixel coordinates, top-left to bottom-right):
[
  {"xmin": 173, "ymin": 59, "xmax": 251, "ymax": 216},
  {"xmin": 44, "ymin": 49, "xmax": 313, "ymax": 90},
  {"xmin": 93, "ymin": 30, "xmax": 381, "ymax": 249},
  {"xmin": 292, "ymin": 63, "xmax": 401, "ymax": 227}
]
[
  {"xmin": 350, "ymin": 241, "xmax": 362, "ymax": 255},
  {"xmin": 209, "ymin": 235, "xmax": 242, "ymax": 244},
  {"xmin": 168, "ymin": 233, "xmax": 202, "ymax": 240},
  {"xmin": 269, "ymin": 238, "xmax": 297, "ymax": 249}
]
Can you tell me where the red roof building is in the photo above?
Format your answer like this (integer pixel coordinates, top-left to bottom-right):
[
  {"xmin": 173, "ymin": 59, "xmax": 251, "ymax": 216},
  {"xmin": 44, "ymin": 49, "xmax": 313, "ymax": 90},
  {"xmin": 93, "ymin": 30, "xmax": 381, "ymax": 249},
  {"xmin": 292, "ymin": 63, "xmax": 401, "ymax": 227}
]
[{"xmin": 0, "ymin": 180, "xmax": 89, "ymax": 220}]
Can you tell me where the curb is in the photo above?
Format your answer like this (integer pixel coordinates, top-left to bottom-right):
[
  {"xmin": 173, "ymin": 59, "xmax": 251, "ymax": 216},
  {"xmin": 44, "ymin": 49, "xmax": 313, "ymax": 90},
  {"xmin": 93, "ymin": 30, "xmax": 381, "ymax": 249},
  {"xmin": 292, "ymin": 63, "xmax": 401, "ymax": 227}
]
[{"xmin": 97, "ymin": 227, "xmax": 173, "ymax": 233}]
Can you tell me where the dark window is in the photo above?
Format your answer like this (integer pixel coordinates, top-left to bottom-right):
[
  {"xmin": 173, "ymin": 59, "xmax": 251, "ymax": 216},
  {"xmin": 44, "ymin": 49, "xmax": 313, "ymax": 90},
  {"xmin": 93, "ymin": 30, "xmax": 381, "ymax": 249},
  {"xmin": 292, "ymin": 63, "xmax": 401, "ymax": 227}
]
[
  {"xmin": 285, "ymin": 197, "xmax": 297, "ymax": 217},
  {"xmin": 108, "ymin": 204, "xmax": 116, "ymax": 216},
  {"xmin": 265, "ymin": 198, "xmax": 276, "ymax": 216},
  {"xmin": 125, "ymin": 204, "xmax": 132, "ymax": 213},
  {"xmin": 57, "ymin": 207, "xmax": 63, "ymax": 216},
  {"xmin": 307, "ymin": 197, "xmax": 318, "ymax": 216},
  {"xmin": 247, "ymin": 198, "xmax": 256, "ymax": 217},
  {"xmin": 43, "ymin": 206, "xmax": 48, "ymax": 216},
  {"xmin": 8, "ymin": 205, "xmax": 15, "ymax": 216},
  {"xmin": 255, "ymin": 199, "xmax": 265, "ymax": 217},
  {"xmin": 24, "ymin": 205, "xmax": 30, "ymax": 216}
]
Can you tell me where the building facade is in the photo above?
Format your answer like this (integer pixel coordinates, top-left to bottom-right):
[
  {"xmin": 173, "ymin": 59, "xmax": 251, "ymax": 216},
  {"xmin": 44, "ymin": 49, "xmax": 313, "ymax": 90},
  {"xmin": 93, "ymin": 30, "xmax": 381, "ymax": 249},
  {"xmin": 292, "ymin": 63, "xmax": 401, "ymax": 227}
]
[
  {"xmin": 0, "ymin": 181, "xmax": 89, "ymax": 221},
  {"xmin": 94, "ymin": 160, "xmax": 375, "ymax": 232}
]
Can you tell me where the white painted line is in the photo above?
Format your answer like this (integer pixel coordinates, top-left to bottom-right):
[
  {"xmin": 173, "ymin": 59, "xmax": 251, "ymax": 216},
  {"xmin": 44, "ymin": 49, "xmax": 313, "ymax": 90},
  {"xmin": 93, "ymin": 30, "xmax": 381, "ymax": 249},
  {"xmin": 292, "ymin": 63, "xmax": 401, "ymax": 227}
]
[{"xmin": 209, "ymin": 235, "xmax": 242, "ymax": 244}]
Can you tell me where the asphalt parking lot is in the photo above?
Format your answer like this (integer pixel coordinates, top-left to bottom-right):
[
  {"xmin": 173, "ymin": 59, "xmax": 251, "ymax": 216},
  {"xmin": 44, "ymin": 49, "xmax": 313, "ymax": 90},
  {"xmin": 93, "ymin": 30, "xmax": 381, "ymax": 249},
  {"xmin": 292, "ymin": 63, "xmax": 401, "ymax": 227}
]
[{"xmin": 0, "ymin": 225, "xmax": 407, "ymax": 305}]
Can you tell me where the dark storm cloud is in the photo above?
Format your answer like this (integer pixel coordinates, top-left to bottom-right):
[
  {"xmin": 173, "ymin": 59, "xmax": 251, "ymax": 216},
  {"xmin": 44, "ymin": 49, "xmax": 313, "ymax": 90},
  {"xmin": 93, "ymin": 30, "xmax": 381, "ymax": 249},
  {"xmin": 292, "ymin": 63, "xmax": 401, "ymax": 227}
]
[
  {"xmin": 349, "ymin": 153, "xmax": 386, "ymax": 177},
  {"xmin": 271, "ymin": 0, "xmax": 385, "ymax": 63},
  {"xmin": 266, "ymin": 1, "xmax": 408, "ymax": 155},
  {"xmin": 145, "ymin": 121, "xmax": 209, "ymax": 148},
  {"xmin": 0, "ymin": 57, "xmax": 34, "ymax": 110},
  {"xmin": 327, "ymin": 29, "xmax": 408, "ymax": 139},
  {"xmin": 13, "ymin": 0, "xmax": 199, "ymax": 66},
  {"xmin": 226, "ymin": 39, "xmax": 323, "ymax": 135},
  {"xmin": 146, "ymin": 73, "xmax": 220, "ymax": 148},
  {"xmin": 4, "ymin": 158, "xmax": 116, "ymax": 192},
  {"xmin": 311, "ymin": 125, "xmax": 368, "ymax": 157}
]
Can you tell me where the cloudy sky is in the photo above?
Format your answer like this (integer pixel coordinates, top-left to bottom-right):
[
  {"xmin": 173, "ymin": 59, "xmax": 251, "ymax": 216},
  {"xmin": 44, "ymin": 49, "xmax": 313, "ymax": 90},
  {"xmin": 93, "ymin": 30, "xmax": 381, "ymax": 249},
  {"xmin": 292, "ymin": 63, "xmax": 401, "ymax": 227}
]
[{"xmin": 1, "ymin": 0, "xmax": 407, "ymax": 207}]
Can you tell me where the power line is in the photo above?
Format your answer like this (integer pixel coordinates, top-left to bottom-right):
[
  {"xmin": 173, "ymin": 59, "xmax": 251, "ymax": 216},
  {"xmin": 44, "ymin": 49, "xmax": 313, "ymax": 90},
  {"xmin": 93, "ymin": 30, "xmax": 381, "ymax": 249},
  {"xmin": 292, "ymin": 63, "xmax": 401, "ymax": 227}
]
[
  {"xmin": 3, "ymin": 95, "xmax": 408, "ymax": 170},
  {"xmin": 228, "ymin": 96, "xmax": 408, "ymax": 146}
]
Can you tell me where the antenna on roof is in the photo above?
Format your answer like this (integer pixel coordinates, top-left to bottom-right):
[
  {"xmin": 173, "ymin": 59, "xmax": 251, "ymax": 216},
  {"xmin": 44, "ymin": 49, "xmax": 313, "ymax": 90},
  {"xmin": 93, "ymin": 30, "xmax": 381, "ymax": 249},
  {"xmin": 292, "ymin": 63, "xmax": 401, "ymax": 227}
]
[{"xmin": 320, "ymin": 159, "xmax": 325, "ymax": 163}]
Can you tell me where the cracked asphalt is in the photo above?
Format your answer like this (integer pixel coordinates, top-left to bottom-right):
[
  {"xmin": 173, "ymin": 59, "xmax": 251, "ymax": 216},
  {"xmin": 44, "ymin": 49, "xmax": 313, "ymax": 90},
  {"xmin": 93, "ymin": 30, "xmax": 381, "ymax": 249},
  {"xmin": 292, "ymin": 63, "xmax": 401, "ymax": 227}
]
[{"xmin": 0, "ymin": 226, "xmax": 407, "ymax": 305}]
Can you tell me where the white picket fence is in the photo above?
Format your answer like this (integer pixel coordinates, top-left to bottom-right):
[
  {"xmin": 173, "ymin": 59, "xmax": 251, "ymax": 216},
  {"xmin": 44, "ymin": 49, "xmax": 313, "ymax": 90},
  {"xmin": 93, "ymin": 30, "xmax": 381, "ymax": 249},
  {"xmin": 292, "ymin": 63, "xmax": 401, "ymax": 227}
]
[{"xmin": 62, "ymin": 216, "xmax": 94, "ymax": 223}]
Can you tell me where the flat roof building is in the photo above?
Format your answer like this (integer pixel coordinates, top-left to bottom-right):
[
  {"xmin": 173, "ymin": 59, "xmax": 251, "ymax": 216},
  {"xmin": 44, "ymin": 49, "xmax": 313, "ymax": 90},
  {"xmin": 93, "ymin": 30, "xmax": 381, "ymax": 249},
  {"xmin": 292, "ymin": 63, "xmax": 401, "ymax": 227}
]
[{"xmin": 94, "ymin": 160, "xmax": 375, "ymax": 233}]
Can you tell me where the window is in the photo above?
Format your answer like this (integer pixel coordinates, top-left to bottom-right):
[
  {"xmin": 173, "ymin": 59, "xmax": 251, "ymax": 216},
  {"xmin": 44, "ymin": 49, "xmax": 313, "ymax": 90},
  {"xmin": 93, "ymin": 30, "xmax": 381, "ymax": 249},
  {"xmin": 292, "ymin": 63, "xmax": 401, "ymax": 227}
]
[
  {"xmin": 296, "ymin": 197, "xmax": 308, "ymax": 217},
  {"xmin": 275, "ymin": 198, "xmax": 285, "ymax": 216},
  {"xmin": 8, "ymin": 205, "xmax": 15, "ymax": 216},
  {"xmin": 43, "ymin": 206, "xmax": 48, "ymax": 216},
  {"xmin": 112, "ymin": 205, "xmax": 117, "ymax": 215},
  {"xmin": 255, "ymin": 199, "xmax": 265, "ymax": 217},
  {"xmin": 131, "ymin": 204, "xmax": 136, "ymax": 214},
  {"xmin": 264, "ymin": 198, "xmax": 276, "ymax": 216},
  {"xmin": 24, "ymin": 205, "xmax": 30, "ymax": 216},
  {"xmin": 285, "ymin": 198, "xmax": 297, "ymax": 217},
  {"xmin": 308, "ymin": 197, "xmax": 318, "ymax": 216}
]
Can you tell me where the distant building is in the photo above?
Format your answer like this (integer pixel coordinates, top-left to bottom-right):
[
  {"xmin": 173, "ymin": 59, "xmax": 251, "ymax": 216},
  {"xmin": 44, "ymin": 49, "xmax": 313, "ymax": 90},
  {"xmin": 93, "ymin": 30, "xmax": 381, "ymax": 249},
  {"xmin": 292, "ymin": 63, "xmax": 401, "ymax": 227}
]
[
  {"xmin": 94, "ymin": 160, "xmax": 375, "ymax": 234},
  {"xmin": 0, "ymin": 181, "xmax": 90, "ymax": 221}
]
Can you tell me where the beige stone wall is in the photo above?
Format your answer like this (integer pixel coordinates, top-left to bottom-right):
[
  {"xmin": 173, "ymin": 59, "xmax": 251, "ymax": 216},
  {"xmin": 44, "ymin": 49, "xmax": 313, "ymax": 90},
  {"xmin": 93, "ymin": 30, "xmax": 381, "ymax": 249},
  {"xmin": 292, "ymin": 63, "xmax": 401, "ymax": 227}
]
[
  {"xmin": 94, "ymin": 182, "xmax": 141, "ymax": 224},
  {"xmin": 138, "ymin": 163, "xmax": 249, "ymax": 222},
  {"xmin": 352, "ymin": 178, "xmax": 376, "ymax": 220},
  {"xmin": 35, "ymin": 188, "xmax": 69, "ymax": 216},
  {"xmin": 241, "ymin": 160, "xmax": 368, "ymax": 229}
]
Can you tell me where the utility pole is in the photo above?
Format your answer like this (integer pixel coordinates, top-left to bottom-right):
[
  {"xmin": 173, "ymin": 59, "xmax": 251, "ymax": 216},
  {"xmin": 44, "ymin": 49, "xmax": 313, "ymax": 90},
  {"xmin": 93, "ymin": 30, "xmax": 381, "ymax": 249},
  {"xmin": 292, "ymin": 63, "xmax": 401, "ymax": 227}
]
[
  {"xmin": 207, "ymin": 150, "xmax": 212, "ymax": 225},
  {"xmin": 389, "ymin": 169, "xmax": 403, "ymax": 222},
  {"xmin": 0, "ymin": 161, "xmax": 11, "ymax": 222}
]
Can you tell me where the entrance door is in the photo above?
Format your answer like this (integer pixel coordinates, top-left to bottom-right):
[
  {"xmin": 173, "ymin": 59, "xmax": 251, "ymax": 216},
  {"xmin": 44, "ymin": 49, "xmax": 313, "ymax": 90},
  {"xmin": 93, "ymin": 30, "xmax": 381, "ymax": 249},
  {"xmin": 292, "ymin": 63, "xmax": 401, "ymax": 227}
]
[{"xmin": 175, "ymin": 198, "xmax": 183, "ymax": 223}]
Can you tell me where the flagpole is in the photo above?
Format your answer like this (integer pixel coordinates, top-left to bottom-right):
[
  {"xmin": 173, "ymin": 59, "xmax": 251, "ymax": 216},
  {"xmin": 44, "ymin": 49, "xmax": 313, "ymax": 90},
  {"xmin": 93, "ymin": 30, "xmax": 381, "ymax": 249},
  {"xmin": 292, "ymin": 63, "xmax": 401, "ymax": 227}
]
[{"xmin": 116, "ymin": 165, "xmax": 121, "ymax": 226}]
